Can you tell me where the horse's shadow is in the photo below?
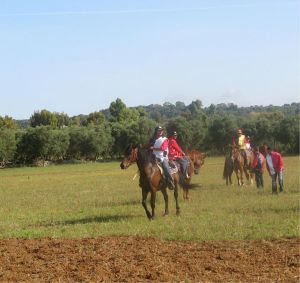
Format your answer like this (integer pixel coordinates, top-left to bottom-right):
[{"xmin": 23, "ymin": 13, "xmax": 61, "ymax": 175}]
[
  {"xmin": 104, "ymin": 199, "xmax": 141, "ymax": 207},
  {"xmin": 40, "ymin": 214, "xmax": 135, "ymax": 227}
]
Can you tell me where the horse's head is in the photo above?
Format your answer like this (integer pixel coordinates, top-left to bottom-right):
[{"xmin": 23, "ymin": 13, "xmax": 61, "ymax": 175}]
[
  {"xmin": 193, "ymin": 152, "xmax": 206, "ymax": 174},
  {"xmin": 231, "ymin": 146, "xmax": 242, "ymax": 161},
  {"xmin": 187, "ymin": 150, "xmax": 206, "ymax": 175},
  {"xmin": 120, "ymin": 144, "xmax": 139, "ymax": 169}
]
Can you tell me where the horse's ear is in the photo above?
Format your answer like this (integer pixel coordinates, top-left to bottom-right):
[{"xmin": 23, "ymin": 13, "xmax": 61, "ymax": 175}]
[{"xmin": 132, "ymin": 143, "xmax": 140, "ymax": 149}]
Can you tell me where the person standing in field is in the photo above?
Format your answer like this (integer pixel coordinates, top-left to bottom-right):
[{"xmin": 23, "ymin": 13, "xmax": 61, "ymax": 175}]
[
  {"xmin": 251, "ymin": 146, "xmax": 265, "ymax": 188},
  {"xmin": 168, "ymin": 131, "xmax": 190, "ymax": 179},
  {"xmin": 264, "ymin": 146, "xmax": 284, "ymax": 194}
]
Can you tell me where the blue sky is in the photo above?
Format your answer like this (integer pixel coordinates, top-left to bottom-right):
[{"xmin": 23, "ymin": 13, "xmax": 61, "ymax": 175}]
[{"xmin": 0, "ymin": 0, "xmax": 299, "ymax": 119}]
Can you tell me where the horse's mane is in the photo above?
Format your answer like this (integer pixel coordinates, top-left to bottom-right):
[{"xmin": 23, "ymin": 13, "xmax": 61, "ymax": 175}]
[
  {"xmin": 137, "ymin": 145, "xmax": 155, "ymax": 165},
  {"xmin": 124, "ymin": 144, "xmax": 154, "ymax": 166}
]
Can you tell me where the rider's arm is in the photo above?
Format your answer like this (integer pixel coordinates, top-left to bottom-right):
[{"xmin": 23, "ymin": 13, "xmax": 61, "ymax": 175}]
[
  {"xmin": 153, "ymin": 139, "xmax": 168, "ymax": 151},
  {"xmin": 172, "ymin": 140, "xmax": 183, "ymax": 154}
]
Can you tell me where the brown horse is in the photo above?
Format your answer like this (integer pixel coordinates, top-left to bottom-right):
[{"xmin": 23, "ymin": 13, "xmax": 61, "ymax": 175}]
[
  {"xmin": 231, "ymin": 145, "xmax": 257, "ymax": 186},
  {"xmin": 223, "ymin": 152, "xmax": 234, "ymax": 186},
  {"xmin": 183, "ymin": 150, "xmax": 206, "ymax": 200},
  {"xmin": 245, "ymin": 149, "xmax": 255, "ymax": 185},
  {"xmin": 186, "ymin": 150, "xmax": 206, "ymax": 175},
  {"xmin": 231, "ymin": 146, "xmax": 247, "ymax": 186},
  {"xmin": 120, "ymin": 144, "xmax": 191, "ymax": 219}
]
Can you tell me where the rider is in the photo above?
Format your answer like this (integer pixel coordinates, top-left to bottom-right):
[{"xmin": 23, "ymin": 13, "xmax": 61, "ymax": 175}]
[
  {"xmin": 168, "ymin": 131, "xmax": 190, "ymax": 179},
  {"xmin": 236, "ymin": 128, "xmax": 248, "ymax": 166},
  {"xmin": 151, "ymin": 126, "xmax": 175, "ymax": 190},
  {"xmin": 245, "ymin": 135, "xmax": 251, "ymax": 150}
]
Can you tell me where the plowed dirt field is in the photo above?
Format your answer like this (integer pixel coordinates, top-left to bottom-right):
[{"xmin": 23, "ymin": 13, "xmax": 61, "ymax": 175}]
[{"xmin": 0, "ymin": 237, "xmax": 299, "ymax": 282}]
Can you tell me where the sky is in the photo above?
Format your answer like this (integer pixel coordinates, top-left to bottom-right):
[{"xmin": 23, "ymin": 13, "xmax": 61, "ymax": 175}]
[{"xmin": 0, "ymin": 0, "xmax": 299, "ymax": 119}]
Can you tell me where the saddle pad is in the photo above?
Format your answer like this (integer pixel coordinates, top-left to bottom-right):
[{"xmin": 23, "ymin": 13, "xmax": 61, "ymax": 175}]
[
  {"xmin": 169, "ymin": 160, "xmax": 179, "ymax": 175},
  {"xmin": 156, "ymin": 160, "xmax": 178, "ymax": 175}
]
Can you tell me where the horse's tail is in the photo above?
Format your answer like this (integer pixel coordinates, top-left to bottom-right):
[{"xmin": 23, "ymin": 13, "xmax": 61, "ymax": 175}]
[{"xmin": 178, "ymin": 171, "xmax": 200, "ymax": 190}]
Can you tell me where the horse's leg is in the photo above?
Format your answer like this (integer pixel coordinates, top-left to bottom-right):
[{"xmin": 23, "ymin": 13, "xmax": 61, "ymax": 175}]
[
  {"xmin": 234, "ymin": 169, "xmax": 240, "ymax": 186},
  {"xmin": 161, "ymin": 186, "xmax": 169, "ymax": 216},
  {"xmin": 245, "ymin": 168, "xmax": 249, "ymax": 181},
  {"xmin": 150, "ymin": 189, "xmax": 157, "ymax": 219},
  {"xmin": 250, "ymin": 172, "xmax": 254, "ymax": 186},
  {"xmin": 183, "ymin": 189, "xmax": 186, "ymax": 200},
  {"xmin": 240, "ymin": 168, "xmax": 244, "ymax": 186},
  {"xmin": 183, "ymin": 188, "xmax": 189, "ymax": 200},
  {"xmin": 141, "ymin": 188, "xmax": 151, "ymax": 220},
  {"xmin": 185, "ymin": 188, "xmax": 189, "ymax": 201},
  {"xmin": 184, "ymin": 173, "xmax": 191, "ymax": 200},
  {"xmin": 174, "ymin": 183, "xmax": 180, "ymax": 216}
]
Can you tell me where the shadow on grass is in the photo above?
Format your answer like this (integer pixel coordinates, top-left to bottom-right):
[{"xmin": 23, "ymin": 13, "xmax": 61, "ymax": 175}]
[
  {"xmin": 228, "ymin": 206, "xmax": 299, "ymax": 215},
  {"xmin": 40, "ymin": 214, "xmax": 136, "ymax": 227},
  {"xmin": 93, "ymin": 199, "xmax": 141, "ymax": 208}
]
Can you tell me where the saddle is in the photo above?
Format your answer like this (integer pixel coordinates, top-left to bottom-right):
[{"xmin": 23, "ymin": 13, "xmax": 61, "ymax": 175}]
[{"xmin": 155, "ymin": 159, "xmax": 179, "ymax": 176}]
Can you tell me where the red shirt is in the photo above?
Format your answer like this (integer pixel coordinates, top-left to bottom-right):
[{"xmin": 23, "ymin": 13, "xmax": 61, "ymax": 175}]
[
  {"xmin": 270, "ymin": 151, "xmax": 284, "ymax": 172},
  {"xmin": 251, "ymin": 152, "xmax": 266, "ymax": 173},
  {"xmin": 168, "ymin": 137, "xmax": 184, "ymax": 160}
]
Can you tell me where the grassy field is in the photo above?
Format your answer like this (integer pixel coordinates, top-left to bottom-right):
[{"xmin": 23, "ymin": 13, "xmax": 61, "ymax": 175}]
[{"xmin": 0, "ymin": 156, "xmax": 298, "ymax": 240}]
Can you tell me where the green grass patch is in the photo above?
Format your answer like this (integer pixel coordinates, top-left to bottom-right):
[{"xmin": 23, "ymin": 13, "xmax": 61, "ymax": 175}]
[{"xmin": 0, "ymin": 157, "xmax": 299, "ymax": 240}]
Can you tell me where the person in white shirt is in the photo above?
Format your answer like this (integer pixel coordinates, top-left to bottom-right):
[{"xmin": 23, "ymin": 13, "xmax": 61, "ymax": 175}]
[{"xmin": 151, "ymin": 126, "xmax": 175, "ymax": 190}]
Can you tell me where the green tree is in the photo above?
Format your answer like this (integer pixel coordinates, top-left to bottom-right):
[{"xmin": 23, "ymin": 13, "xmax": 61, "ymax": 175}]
[
  {"xmin": 110, "ymin": 123, "xmax": 128, "ymax": 157},
  {"xmin": 109, "ymin": 98, "xmax": 139, "ymax": 124},
  {"xmin": 67, "ymin": 125, "xmax": 113, "ymax": 160},
  {"xmin": 0, "ymin": 129, "xmax": 17, "ymax": 166},
  {"xmin": 87, "ymin": 111, "xmax": 106, "ymax": 126},
  {"xmin": 16, "ymin": 126, "xmax": 52, "ymax": 164},
  {"xmin": 208, "ymin": 115, "xmax": 237, "ymax": 153},
  {"xmin": 276, "ymin": 117, "xmax": 299, "ymax": 153},
  {"xmin": 47, "ymin": 129, "xmax": 70, "ymax": 160},
  {"xmin": 30, "ymin": 110, "xmax": 58, "ymax": 128},
  {"xmin": 126, "ymin": 117, "xmax": 156, "ymax": 145},
  {"xmin": 0, "ymin": 115, "xmax": 19, "ymax": 129},
  {"xmin": 55, "ymin": 112, "xmax": 71, "ymax": 128}
]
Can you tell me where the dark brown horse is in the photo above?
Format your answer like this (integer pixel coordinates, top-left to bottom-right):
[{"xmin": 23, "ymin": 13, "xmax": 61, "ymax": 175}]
[
  {"xmin": 223, "ymin": 152, "xmax": 234, "ymax": 186},
  {"xmin": 120, "ymin": 144, "xmax": 191, "ymax": 219}
]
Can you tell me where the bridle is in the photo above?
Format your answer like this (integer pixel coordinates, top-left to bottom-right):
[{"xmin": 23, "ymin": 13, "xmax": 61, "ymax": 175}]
[{"xmin": 120, "ymin": 146, "xmax": 138, "ymax": 169}]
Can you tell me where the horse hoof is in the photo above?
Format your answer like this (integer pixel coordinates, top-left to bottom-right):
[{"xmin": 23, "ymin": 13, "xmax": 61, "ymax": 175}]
[
  {"xmin": 164, "ymin": 211, "xmax": 169, "ymax": 216},
  {"xmin": 176, "ymin": 210, "xmax": 180, "ymax": 216}
]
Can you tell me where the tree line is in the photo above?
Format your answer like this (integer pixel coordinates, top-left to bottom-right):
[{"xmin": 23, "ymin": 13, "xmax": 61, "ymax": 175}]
[{"xmin": 0, "ymin": 99, "xmax": 299, "ymax": 166}]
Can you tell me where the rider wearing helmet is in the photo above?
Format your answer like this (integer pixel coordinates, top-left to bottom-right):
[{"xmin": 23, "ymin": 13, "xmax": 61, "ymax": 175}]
[
  {"xmin": 145, "ymin": 126, "xmax": 162, "ymax": 149},
  {"xmin": 151, "ymin": 126, "xmax": 175, "ymax": 190},
  {"xmin": 168, "ymin": 131, "xmax": 190, "ymax": 179}
]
